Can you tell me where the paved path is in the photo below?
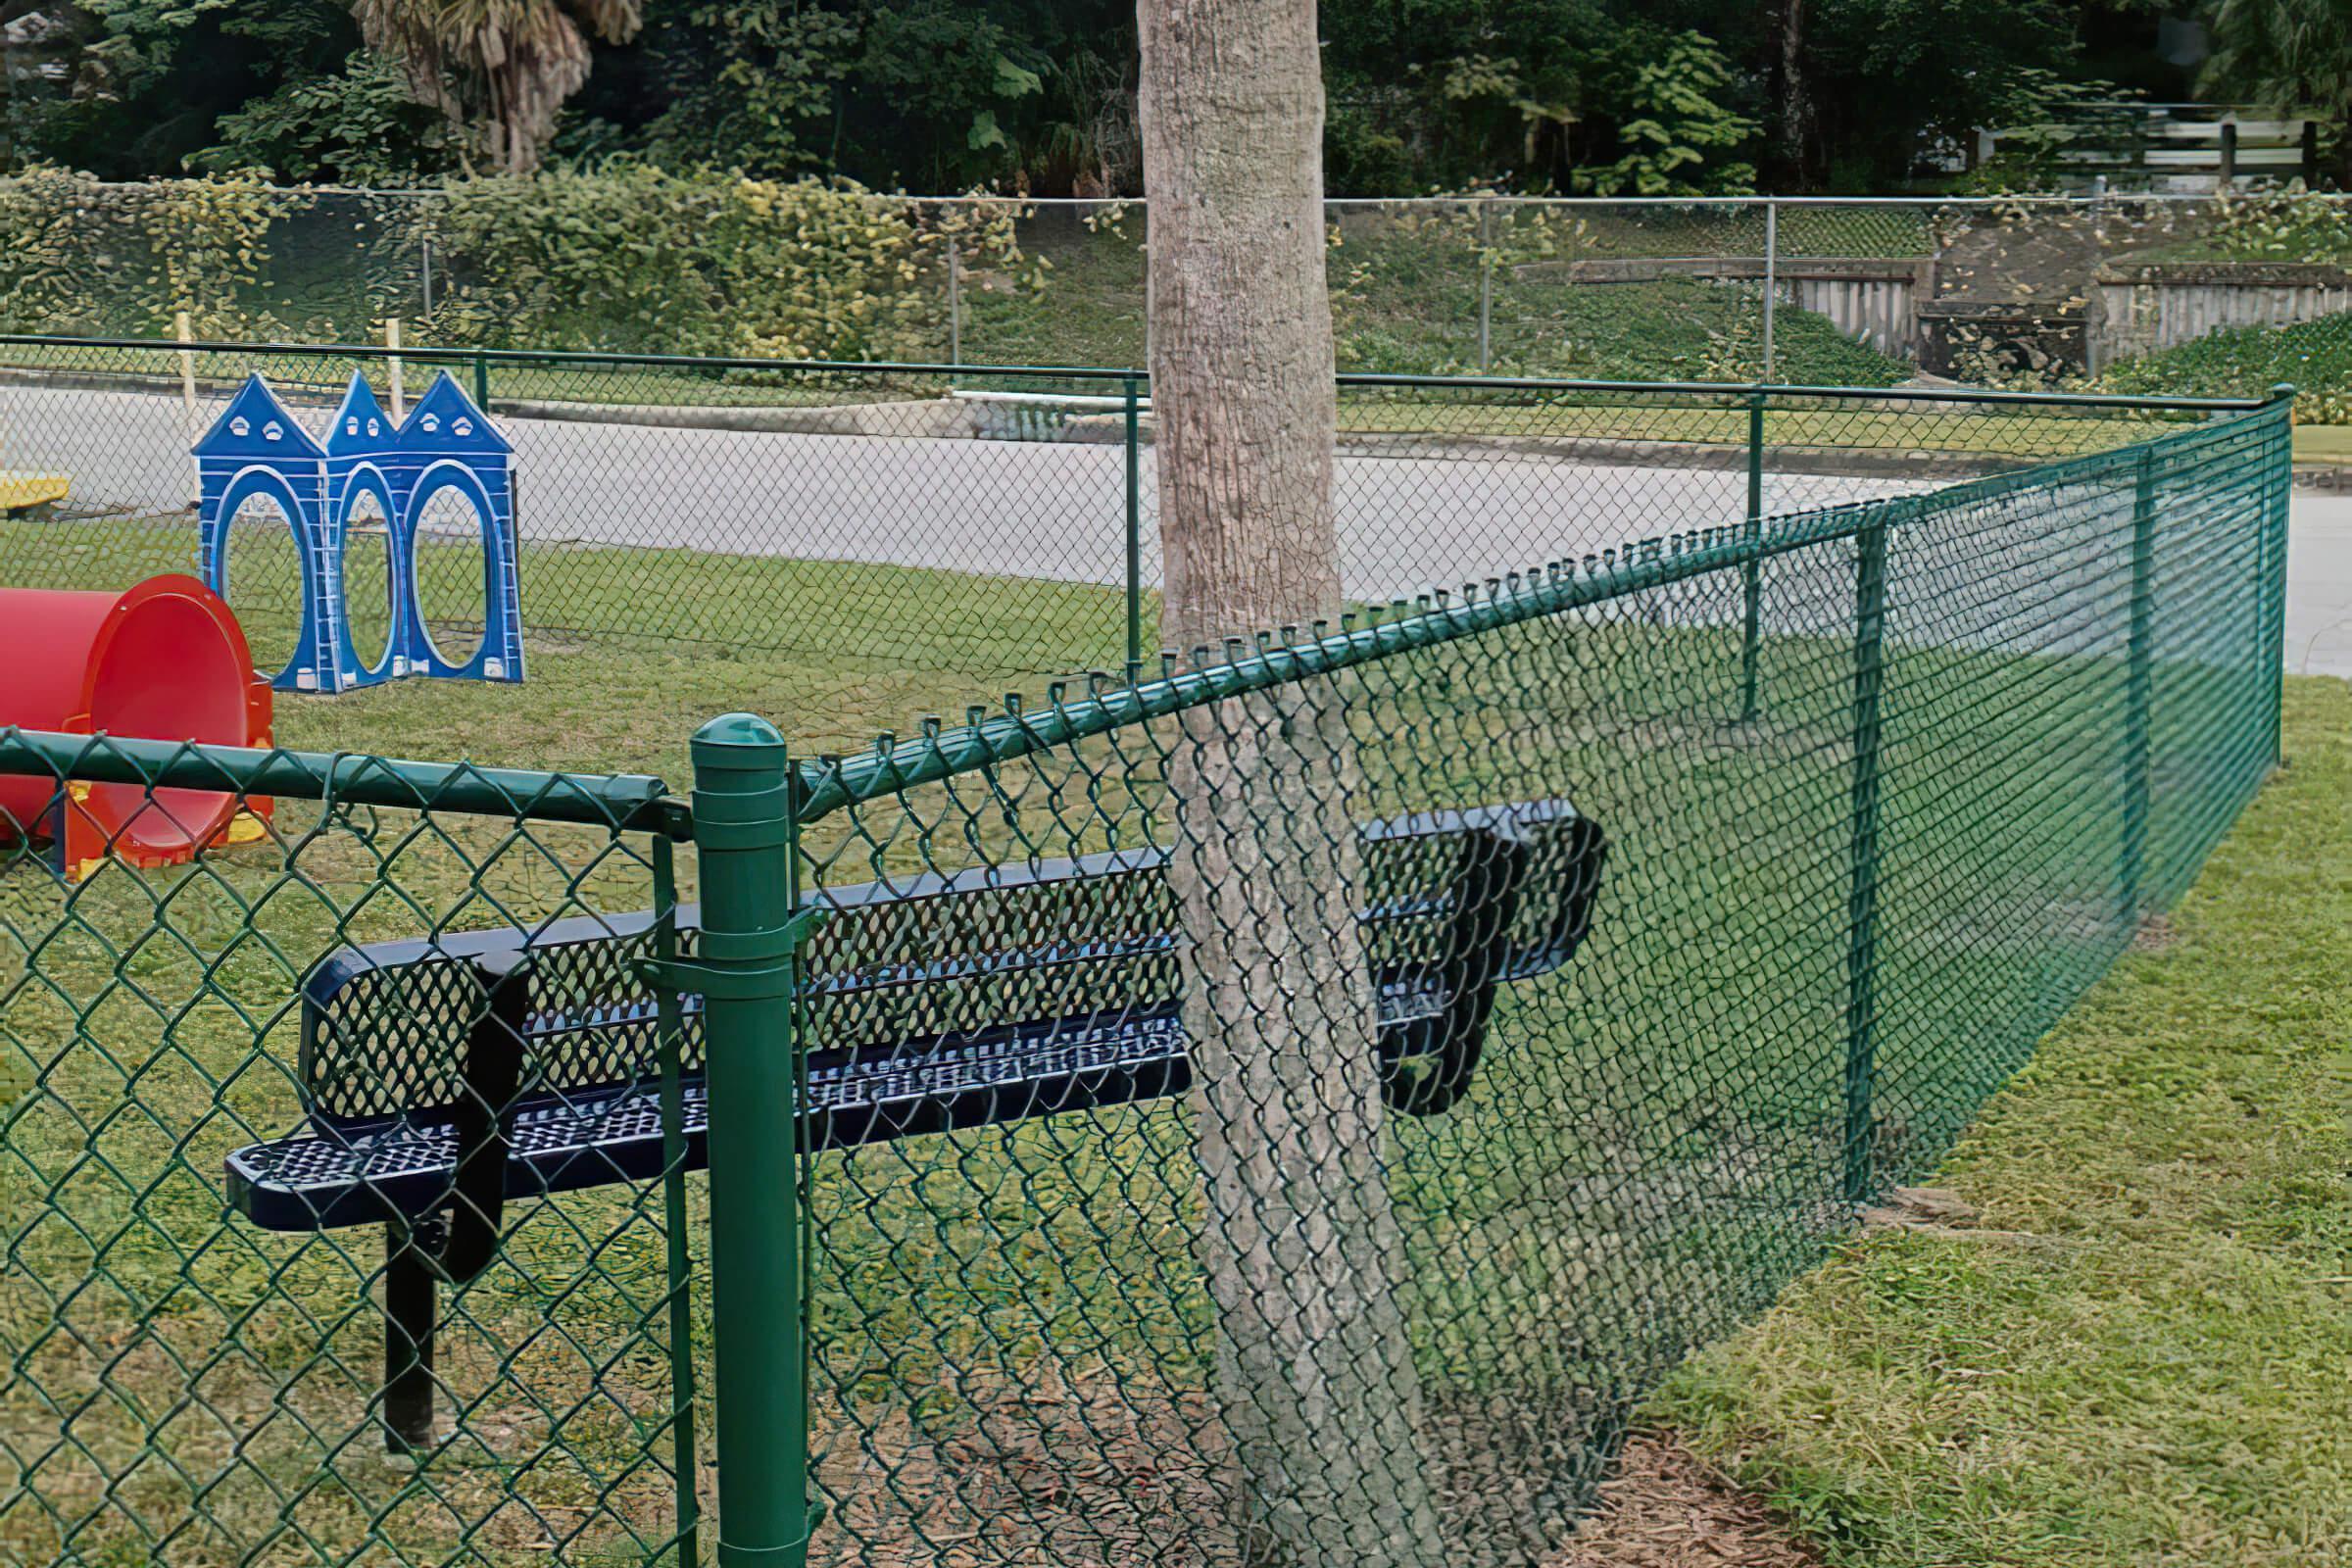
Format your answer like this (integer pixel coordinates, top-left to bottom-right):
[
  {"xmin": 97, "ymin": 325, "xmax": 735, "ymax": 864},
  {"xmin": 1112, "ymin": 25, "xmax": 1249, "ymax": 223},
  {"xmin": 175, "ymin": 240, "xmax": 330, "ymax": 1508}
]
[
  {"xmin": 8, "ymin": 380, "xmax": 2346, "ymax": 673},
  {"xmin": 2287, "ymin": 490, "xmax": 2352, "ymax": 678},
  {"xmin": 1, "ymin": 382, "xmax": 1921, "ymax": 604}
]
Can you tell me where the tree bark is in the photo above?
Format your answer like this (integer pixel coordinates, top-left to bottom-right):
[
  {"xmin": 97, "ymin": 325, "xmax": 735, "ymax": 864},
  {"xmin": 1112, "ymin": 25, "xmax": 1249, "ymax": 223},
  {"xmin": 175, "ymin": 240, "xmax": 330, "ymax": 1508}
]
[
  {"xmin": 1773, "ymin": 0, "xmax": 1821, "ymax": 189},
  {"xmin": 1137, "ymin": 1, "xmax": 1445, "ymax": 1563}
]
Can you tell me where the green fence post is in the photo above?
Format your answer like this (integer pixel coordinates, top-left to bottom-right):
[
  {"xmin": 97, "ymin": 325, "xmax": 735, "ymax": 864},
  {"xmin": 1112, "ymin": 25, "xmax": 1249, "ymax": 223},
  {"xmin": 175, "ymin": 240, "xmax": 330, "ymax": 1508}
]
[
  {"xmin": 2121, "ymin": 445, "xmax": 2156, "ymax": 936},
  {"xmin": 1124, "ymin": 375, "xmax": 1144, "ymax": 673},
  {"xmin": 689, "ymin": 714, "xmax": 809, "ymax": 1568},
  {"xmin": 2265, "ymin": 385, "xmax": 2295, "ymax": 766},
  {"xmin": 472, "ymin": 351, "xmax": 490, "ymax": 413},
  {"xmin": 1843, "ymin": 506, "xmax": 1889, "ymax": 1205},
  {"xmin": 1740, "ymin": 389, "xmax": 1766, "ymax": 721}
]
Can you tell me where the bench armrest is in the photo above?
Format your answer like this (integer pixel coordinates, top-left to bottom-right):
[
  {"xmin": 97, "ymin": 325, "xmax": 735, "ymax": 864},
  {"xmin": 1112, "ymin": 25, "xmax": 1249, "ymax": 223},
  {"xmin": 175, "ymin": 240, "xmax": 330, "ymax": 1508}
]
[{"xmin": 432, "ymin": 950, "xmax": 530, "ymax": 1281}]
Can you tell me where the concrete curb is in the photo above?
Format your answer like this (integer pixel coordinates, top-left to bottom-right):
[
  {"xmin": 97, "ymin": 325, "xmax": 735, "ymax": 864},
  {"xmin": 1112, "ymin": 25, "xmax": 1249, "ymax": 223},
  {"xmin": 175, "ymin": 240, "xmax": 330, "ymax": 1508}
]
[{"xmin": 494, "ymin": 396, "xmax": 969, "ymax": 438}]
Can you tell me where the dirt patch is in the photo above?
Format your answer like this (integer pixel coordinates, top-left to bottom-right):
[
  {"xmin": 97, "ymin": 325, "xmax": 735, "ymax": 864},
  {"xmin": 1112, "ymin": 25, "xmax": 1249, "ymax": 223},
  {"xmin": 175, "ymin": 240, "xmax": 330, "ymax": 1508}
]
[
  {"xmin": 2131, "ymin": 911, "xmax": 2179, "ymax": 954},
  {"xmin": 1543, "ymin": 1432, "xmax": 1822, "ymax": 1567},
  {"xmin": 811, "ymin": 1361, "xmax": 1245, "ymax": 1568},
  {"xmin": 809, "ymin": 1363, "xmax": 1814, "ymax": 1568}
]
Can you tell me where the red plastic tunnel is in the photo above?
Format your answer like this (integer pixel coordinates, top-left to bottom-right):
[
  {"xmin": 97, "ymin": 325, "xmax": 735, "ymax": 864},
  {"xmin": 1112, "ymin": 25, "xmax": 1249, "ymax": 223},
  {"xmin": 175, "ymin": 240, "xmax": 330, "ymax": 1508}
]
[{"xmin": 0, "ymin": 575, "xmax": 273, "ymax": 877}]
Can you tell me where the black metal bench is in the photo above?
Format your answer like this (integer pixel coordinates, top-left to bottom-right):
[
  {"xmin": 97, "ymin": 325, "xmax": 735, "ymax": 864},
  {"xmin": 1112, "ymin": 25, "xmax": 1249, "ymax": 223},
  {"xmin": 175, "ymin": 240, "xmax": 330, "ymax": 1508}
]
[{"xmin": 224, "ymin": 798, "xmax": 1604, "ymax": 1448}]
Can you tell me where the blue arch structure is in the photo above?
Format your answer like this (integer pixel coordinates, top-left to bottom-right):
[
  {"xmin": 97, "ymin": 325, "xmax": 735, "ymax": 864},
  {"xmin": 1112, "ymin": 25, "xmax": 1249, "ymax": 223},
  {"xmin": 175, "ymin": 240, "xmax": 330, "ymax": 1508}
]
[
  {"xmin": 195, "ymin": 372, "xmax": 525, "ymax": 693},
  {"xmin": 384, "ymin": 376, "xmax": 524, "ymax": 682},
  {"xmin": 196, "ymin": 379, "xmax": 342, "ymax": 693},
  {"xmin": 331, "ymin": 463, "xmax": 406, "ymax": 680}
]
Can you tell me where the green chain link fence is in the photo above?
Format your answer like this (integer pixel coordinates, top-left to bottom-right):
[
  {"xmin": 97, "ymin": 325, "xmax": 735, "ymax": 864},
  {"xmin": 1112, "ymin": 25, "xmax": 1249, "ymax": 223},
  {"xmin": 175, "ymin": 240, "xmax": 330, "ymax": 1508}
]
[
  {"xmin": 3, "ymin": 181, "xmax": 2346, "ymax": 414},
  {"xmin": 0, "ymin": 731, "xmax": 704, "ymax": 1565},
  {"xmin": 1, "ymin": 390, "xmax": 2287, "ymax": 1564},
  {"xmin": 0, "ymin": 333, "xmax": 2266, "ymax": 686}
]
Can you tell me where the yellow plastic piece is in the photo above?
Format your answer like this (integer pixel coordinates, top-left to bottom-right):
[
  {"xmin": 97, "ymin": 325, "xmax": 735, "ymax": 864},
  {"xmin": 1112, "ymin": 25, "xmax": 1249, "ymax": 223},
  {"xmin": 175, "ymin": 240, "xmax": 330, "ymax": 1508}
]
[
  {"xmin": 223, "ymin": 811, "xmax": 269, "ymax": 845},
  {"xmin": 0, "ymin": 471, "xmax": 70, "ymax": 512}
]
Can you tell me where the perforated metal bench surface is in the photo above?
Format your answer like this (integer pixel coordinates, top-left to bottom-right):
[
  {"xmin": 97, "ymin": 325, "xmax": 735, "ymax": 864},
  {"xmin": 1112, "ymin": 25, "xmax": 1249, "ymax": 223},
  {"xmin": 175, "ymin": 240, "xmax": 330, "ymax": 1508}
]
[{"xmin": 225, "ymin": 800, "xmax": 1604, "ymax": 1232}]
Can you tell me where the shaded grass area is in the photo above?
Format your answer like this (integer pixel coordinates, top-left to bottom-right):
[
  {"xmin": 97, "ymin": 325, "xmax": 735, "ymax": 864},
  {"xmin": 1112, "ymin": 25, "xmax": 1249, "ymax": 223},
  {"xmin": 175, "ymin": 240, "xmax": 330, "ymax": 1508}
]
[
  {"xmin": 1657, "ymin": 678, "xmax": 2352, "ymax": 1568},
  {"xmin": 0, "ymin": 343, "xmax": 961, "ymax": 412},
  {"xmin": 962, "ymin": 225, "xmax": 1912, "ymax": 386}
]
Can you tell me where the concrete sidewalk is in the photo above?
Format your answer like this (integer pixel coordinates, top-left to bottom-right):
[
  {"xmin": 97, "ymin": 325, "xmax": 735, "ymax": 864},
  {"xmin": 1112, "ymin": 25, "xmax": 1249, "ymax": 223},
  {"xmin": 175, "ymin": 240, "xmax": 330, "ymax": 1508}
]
[{"xmin": 2289, "ymin": 488, "xmax": 2352, "ymax": 677}]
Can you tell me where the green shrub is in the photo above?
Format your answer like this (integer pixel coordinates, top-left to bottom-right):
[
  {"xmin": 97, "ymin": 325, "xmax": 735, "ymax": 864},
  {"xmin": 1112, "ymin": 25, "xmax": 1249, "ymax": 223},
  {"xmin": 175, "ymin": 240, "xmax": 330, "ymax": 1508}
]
[
  {"xmin": 0, "ymin": 167, "xmax": 113, "ymax": 334},
  {"xmin": 2160, "ymin": 184, "xmax": 2352, "ymax": 266},
  {"xmin": 2097, "ymin": 312, "xmax": 2352, "ymax": 425},
  {"xmin": 0, "ymin": 167, "xmax": 297, "ymax": 338},
  {"xmin": 423, "ymin": 167, "xmax": 1025, "ymax": 360}
]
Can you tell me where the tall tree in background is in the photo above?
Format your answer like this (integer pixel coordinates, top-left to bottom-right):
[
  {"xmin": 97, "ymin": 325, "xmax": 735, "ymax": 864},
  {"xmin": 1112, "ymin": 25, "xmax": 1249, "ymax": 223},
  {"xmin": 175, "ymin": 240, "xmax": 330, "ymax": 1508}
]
[
  {"xmin": 354, "ymin": 0, "xmax": 642, "ymax": 172},
  {"xmin": 1771, "ymin": 0, "xmax": 1821, "ymax": 187},
  {"xmin": 1138, "ymin": 0, "xmax": 1445, "ymax": 1562},
  {"xmin": 2204, "ymin": 0, "xmax": 2352, "ymax": 187}
]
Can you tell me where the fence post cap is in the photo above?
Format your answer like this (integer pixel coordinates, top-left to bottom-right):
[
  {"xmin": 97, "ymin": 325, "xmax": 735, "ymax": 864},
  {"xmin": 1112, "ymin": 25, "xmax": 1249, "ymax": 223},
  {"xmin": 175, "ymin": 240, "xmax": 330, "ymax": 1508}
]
[
  {"xmin": 691, "ymin": 715, "xmax": 790, "ymax": 800},
  {"xmin": 693, "ymin": 712, "xmax": 786, "ymax": 754},
  {"xmin": 2267, "ymin": 382, "xmax": 2298, "ymax": 402}
]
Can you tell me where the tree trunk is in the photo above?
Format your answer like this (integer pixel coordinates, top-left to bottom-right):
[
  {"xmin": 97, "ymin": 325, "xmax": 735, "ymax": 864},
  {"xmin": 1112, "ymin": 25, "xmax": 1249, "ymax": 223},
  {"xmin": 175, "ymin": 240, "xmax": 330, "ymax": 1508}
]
[
  {"xmin": 1137, "ymin": 1, "xmax": 1445, "ymax": 1564},
  {"xmin": 1774, "ymin": 0, "xmax": 1820, "ymax": 189}
]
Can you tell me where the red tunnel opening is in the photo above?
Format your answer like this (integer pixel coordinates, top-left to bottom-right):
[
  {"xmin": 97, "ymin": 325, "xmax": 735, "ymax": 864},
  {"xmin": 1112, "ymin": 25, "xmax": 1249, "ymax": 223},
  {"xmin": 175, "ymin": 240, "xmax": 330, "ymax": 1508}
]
[{"xmin": 0, "ymin": 575, "xmax": 272, "ymax": 874}]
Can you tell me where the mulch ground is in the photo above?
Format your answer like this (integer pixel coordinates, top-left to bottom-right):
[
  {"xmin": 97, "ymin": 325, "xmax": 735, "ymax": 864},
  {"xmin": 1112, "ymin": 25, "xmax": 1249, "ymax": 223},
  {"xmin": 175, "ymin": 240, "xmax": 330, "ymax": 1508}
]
[
  {"xmin": 809, "ymin": 1359, "xmax": 1820, "ymax": 1567},
  {"xmin": 1543, "ymin": 1434, "xmax": 1823, "ymax": 1568}
]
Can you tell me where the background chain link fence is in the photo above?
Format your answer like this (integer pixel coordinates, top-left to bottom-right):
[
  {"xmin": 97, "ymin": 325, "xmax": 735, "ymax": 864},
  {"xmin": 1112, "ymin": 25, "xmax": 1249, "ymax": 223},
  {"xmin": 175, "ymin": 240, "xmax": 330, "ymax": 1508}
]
[
  {"xmin": 0, "ymin": 395, "xmax": 2290, "ymax": 1565},
  {"xmin": 2, "ymin": 182, "xmax": 2344, "ymax": 418},
  {"xmin": 0, "ymin": 334, "xmax": 2265, "ymax": 687}
]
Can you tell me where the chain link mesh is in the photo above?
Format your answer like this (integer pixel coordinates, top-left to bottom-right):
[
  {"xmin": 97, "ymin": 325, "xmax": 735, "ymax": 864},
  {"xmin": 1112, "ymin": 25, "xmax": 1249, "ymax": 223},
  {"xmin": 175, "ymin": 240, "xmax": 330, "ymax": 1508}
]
[
  {"xmin": 0, "ymin": 733, "xmax": 704, "ymax": 1566},
  {"xmin": 0, "ymin": 369, "xmax": 2290, "ymax": 1565},
  {"xmin": 0, "ymin": 335, "xmax": 2253, "ymax": 687},
  {"xmin": 781, "ymin": 401, "xmax": 2287, "ymax": 1565}
]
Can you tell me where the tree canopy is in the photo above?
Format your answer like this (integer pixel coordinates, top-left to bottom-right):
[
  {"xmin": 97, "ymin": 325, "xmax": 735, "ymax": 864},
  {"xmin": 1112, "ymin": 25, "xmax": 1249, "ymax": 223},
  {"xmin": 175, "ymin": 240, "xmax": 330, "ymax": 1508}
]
[{"xmin": 1, "ymin": 0, "xmax": 2331, "ymax": 191}]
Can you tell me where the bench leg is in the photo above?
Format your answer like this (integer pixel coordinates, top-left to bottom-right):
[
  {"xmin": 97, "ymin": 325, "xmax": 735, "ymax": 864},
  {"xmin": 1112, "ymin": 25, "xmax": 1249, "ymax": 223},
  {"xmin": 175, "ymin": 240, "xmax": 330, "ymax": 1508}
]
[
  {"xmin": 379, "ymin": 957, "xmax": 527, "ymax": 1455},
  {"xmin": 383, "ymin": 1222, "xmax": 441, "ymax": 1454}
]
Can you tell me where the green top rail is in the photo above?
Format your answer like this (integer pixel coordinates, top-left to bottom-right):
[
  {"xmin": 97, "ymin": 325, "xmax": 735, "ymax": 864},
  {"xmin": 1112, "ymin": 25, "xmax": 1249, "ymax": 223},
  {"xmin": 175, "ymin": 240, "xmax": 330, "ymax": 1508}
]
[
  {"xmin": 797, "ymin": 399, "xmax": 2286, "ymax": 823},
  {"xmin": 0, "ymin": 333, "xmax": 2282, "ymax": 414},
  {"xmin": 0, "ymin": 728, "xmax": 685, "ymax": 838}
]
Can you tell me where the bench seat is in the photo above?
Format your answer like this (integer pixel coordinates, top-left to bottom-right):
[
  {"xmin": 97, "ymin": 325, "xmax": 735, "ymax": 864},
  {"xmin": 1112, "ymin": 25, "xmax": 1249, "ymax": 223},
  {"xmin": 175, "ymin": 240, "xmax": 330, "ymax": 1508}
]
[
  {"xmin": 226, "ymin": 800, "xmax": 1604, "ymax": 1233},
  {"xmin": 226, "ymin": 979, "xmax": 1475, "ymax": 1230}
]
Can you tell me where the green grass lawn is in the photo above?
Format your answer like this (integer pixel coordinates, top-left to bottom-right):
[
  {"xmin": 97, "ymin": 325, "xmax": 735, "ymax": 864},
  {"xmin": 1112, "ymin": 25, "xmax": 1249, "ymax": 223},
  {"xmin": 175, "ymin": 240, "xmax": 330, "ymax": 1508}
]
[
  {"xmin": 0, "ymin": 341, "xmax": 961, "ymax": 412},
  {"xmin": 1658, "ymin": 676, "xmax": 2352, "ymax": 1568},
  {"xmin": 2297, "ymin": 422, "xmax": 2352, "ymax": 466},
  {"xmin": 1334, "ymin": 396, "xmax": 2186, "ymax": 460}
]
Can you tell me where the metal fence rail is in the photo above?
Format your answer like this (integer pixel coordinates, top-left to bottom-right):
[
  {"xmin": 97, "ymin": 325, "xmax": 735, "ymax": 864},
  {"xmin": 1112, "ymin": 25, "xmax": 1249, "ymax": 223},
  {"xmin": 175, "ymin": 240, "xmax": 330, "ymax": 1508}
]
[
  {"xmin": 0, "ymin": 334, "xmax": 2269, "ymax": 685},
  {"xmin": 0, "ymin": 395, "xmax": 2291, "ymax": 1566}
]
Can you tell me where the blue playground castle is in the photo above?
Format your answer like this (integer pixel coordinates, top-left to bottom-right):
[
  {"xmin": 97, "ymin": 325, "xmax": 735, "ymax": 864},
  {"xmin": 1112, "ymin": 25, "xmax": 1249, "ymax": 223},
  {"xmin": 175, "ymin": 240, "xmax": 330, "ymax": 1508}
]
[{"xmin": 195, "ymin": 371, "xmax": 524, "ymax": 692}]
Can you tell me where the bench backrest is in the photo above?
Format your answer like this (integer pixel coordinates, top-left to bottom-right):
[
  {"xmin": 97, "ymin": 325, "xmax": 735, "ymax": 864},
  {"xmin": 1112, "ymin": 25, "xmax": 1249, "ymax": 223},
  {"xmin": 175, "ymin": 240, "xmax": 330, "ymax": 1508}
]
[{"xmin": 297, "ymin": 800, "xmax": 1603, "ymax": 1134}]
